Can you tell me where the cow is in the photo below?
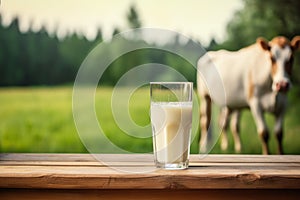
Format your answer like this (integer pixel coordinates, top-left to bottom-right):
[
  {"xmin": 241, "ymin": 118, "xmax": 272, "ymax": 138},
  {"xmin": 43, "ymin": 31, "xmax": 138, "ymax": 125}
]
[{"xmin": 197, "ymin": 36, "xmax": 300, "ymax": 154}]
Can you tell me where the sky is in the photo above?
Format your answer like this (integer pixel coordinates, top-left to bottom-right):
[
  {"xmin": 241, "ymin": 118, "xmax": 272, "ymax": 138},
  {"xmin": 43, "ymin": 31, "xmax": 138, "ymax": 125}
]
[{"xmin": 0, "ymin": 0, "xmax": 243, "ymax": 45}]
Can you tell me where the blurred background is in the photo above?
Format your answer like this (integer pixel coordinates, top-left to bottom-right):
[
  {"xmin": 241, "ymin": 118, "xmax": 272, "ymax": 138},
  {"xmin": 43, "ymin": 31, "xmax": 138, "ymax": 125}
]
[{"xmin": 0, "ymin": 0, "xmax": 299, "ymax": 154}]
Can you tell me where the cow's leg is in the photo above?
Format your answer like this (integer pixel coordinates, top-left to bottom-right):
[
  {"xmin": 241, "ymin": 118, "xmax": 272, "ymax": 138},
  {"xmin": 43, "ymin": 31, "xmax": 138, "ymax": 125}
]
[
  {"xmin": 274, "ymin": 113, "xmax": 284, "ymax": 155},
  {"xmin": 230, "ymin": 110, "xmax": 241, "ymax": 153},
  {"xmin": 249, "ymin": 99, "xmax": 269, "ymax": 155},
  {"xmin": 219, "ymin": 107, "xmax": 231, "ymax": 151},
  {"xmin": 199, "ymin": 95, "xmax": 212, "ymax": 153}
]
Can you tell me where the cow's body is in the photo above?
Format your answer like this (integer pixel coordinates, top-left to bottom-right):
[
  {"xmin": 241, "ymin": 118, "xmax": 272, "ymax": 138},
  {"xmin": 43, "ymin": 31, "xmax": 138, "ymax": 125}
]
[{"xmin": 197, "ymin": 36, "xmax": 300, "ymax": 154}]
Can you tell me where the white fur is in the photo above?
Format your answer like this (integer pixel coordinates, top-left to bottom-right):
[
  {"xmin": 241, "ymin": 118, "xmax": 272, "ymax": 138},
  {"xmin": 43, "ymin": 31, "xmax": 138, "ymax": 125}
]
[
  {"xmin": 271, "ymin": 45, "xmax": 292, "ymax": 91},
  {"xmin": 197, "ymin": 41, "xmax": 291, "ymax": 154}
]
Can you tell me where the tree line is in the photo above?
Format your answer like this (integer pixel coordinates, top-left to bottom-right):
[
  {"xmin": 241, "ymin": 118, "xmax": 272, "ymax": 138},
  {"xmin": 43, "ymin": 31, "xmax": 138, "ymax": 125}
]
[
  {"xmin": 0, "ymin": 16, "xmax": 102, "ymax": 86},
  {"xmin": 0, "ymin": 5, "xmax": 201, "ymax": 86},
  {"xmin": 0, "ymin": 0, "xmax": 299, "ymax": 86}
]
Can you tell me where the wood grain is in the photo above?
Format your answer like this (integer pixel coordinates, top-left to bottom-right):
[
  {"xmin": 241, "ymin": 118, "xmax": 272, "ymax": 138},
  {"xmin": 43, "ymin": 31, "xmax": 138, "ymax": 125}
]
[
  {"xmin": 0, "ymin": 154, "xmax": 300, "ymax": 190},
  {"xmin": 1, "ymin": 189, "xmax": 300, "ymax": 200}
]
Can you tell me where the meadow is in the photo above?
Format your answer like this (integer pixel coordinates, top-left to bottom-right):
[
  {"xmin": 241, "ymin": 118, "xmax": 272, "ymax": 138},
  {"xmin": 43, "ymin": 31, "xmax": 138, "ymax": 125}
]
[{"xmin": 0, "ymin": 86, "xmax": 299, "ymax": 154}]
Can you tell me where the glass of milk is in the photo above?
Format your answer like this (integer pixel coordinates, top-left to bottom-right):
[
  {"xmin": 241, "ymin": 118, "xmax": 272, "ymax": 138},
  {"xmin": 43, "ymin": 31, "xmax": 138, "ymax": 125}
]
[{"xmin": 150, "ymin": 82, "xmax": 193, "ymax": 169}]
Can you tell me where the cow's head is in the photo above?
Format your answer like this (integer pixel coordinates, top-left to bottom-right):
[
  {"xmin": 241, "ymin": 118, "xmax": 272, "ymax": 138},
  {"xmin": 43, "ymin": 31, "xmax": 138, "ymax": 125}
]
[{"xmin": 257, "ymin": 36, "xmax": 300, "ymax": 93}]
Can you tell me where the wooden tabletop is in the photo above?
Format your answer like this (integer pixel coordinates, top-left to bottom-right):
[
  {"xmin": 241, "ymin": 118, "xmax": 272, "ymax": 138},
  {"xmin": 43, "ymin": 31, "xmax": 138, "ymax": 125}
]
[{"xmin": 0, "ymin": 153, "xmax": 300, "ymax": 190}]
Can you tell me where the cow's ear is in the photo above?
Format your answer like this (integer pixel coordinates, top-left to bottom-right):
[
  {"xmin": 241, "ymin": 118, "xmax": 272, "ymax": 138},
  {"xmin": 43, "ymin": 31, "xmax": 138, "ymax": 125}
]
[
  {"xmin": 257, "ymin": 37, "xmax": 270, "ymax": 51},
  {"xmin": 291, "ymin": 36, "xmax": 300, "ymax": 51}
]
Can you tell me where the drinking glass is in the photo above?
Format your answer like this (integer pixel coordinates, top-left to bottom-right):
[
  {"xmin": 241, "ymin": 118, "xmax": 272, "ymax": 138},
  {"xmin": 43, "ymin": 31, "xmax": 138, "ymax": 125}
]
[{"xmin": 150, "ymin": 82, "xmax": 193, "ymax": 169}]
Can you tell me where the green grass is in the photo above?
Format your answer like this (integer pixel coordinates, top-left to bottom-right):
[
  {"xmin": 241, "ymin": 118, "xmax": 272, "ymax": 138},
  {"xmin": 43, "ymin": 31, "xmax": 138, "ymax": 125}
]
[
  {"xmin": 0, "ymin": 87, "xmax": 85, "ymax": 152},
  {"xmin": 209, "ymin": 91, "xmax": 300, "ymax": 154},
  {"xmin": 0, "ymin": 86, "xmax": 299, "ymax": 154}
]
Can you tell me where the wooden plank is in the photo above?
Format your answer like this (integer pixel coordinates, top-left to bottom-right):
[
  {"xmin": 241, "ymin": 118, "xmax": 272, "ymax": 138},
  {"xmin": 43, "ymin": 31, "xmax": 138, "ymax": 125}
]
[
  {"xmin": 1, "ymin": 161, "xmax": 299, "ymax": 167},
  {"xmin": 0, "ymin": 154, "xmax": 300, "ymax": 189},
  {"xmin": 1, "ymin": 154, "xmax": 300, "ymax": 168},
  {"xmin": 0, "ymin": 166, "xmax": 300, "ymax": 189},
  {"xmin": 1, "ymin": 189, "xmax": 300, "ymax": 200},
  {"xmin": 0, "ymin": 153, "xmax": 97, "ymax": 162},
  {"xmin": 1, "ymin": 153, "xmax": 300, "ymax": 163}
]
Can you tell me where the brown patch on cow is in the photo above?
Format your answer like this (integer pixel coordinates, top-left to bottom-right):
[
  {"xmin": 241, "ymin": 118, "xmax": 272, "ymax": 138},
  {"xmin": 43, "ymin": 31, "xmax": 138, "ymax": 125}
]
[
  {"xmin": 268, "ymin": 37, "xmax": 284, "ymax": 78},
  {"xmin": 257, "ymin": 37, "xmax": 270, "ymax": 51},
  {"xmin": 270, "ymin": 36, "xmax": 290, "ymax": 48},
  {"xmin": 271, "ymin": 56, "xmax": 278, "ymax": 77},
  {"xmin": 248, "ymin": 72, "xmax": 254, "ymax": 100},
  {"xmin": 291, "ymin": 36, "xmax": 300, "ymax": 51}
]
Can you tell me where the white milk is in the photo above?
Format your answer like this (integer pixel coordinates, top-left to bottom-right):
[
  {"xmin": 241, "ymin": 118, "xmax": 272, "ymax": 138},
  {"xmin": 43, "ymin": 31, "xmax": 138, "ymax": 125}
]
[{"xmin": 151, "ymin": 102, "xmax": 192, "ymax": 164}]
